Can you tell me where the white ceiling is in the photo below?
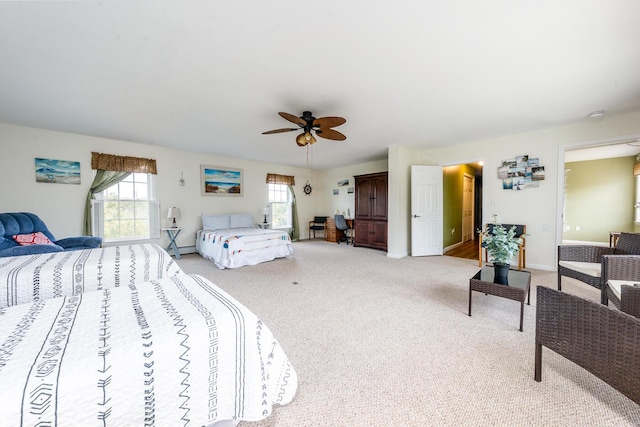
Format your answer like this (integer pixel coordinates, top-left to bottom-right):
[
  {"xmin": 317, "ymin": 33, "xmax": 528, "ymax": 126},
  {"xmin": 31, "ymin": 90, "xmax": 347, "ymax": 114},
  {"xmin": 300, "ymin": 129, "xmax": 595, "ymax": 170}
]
[
  {"xmin": 1, "ymin": 1, "xmax": 640, "ymax": 170},
  {"xmin": 565, "ymin": 140, "xmax": 640, "ymax": 163}
]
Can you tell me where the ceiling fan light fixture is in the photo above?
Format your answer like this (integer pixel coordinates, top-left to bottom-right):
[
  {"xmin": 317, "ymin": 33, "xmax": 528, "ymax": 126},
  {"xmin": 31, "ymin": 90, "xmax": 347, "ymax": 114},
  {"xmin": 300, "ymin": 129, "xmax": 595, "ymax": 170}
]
[
  {"xmin": 306, "ymin": 132, "xmax": 317, "ymax": 144},
  {"xmin": 296, "ymin": 133, "xmax": 306, "ymax": 146},
  {"xmin": 264, "ymin": 110, "xmax": 344, "ymax": 146}
]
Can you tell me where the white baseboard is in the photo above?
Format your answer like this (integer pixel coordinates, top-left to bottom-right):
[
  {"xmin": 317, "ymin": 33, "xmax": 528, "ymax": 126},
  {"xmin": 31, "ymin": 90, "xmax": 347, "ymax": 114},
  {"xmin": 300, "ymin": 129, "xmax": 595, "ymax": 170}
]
[
  {"xmin": 176, "ymin": 246, "xmax": 196, "ymax": 255},
  {"xmin": 444, "ymin": 241, "xmax": 465, "ymax": 253},
  {"xmin": 387, "ymin": 251, "xmax": 408, "ymax": 259}
]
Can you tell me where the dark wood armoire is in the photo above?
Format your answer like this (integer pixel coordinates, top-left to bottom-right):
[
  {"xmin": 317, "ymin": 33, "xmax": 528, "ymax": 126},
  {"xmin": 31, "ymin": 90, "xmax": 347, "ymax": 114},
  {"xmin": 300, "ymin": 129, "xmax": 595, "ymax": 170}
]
[{"xmin": 353, "ymin": 171, "xmax": 388, "ymax": 250}]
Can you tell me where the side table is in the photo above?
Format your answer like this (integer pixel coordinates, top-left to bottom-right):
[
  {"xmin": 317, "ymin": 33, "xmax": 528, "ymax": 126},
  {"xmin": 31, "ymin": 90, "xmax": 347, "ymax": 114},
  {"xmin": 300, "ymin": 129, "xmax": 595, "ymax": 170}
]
[
  {"xmin": 469, "ymin": 266, "xmax": 531, "ymax": 331},
  {"xmin": 162, "ymin": 227, "xmax": 183, "ymax": 259}
]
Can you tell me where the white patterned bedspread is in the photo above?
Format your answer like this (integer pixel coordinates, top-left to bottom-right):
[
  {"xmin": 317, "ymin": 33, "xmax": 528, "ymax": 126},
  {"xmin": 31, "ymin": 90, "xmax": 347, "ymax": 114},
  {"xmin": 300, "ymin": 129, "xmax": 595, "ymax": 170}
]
[
  {"xmin": 0, "ymin": 273, "xmax": 297, "ymax": 426},
  {"xmin": 196, "ymin": 228, "xmax": 294, "ymax": 269},
  {"xmin": 0, "ymin": 243, "xmax": 182, "ymax": 308}
]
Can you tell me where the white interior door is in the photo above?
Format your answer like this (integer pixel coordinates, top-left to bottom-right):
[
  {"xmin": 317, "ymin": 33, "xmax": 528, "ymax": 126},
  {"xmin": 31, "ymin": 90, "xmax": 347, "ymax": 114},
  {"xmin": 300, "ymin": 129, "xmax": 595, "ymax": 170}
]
[
  {"xmin": 411, "ymin": 165, "xmax": 443, "ymax": 256},
  {"xmin": 462, "ymin": 173, "xmax": 474, "ymax": 242}
]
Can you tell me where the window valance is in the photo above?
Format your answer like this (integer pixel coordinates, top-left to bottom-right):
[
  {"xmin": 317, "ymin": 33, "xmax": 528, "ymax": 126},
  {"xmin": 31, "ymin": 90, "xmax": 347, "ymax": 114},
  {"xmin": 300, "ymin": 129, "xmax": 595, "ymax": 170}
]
[
  {"xmin": 91, "ymin": 152, "xmax": 157, "ymax": 174},
  {"xmin": 266, "ymin": 173, "xmax": 295, "ymax": 186}
]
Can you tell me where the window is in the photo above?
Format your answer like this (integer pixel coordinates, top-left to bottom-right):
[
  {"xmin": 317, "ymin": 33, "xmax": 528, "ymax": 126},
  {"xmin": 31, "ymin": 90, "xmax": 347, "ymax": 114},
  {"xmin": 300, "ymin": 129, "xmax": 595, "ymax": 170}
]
[
  {"xmin": 93, "ymin": 173, "xmax": 159, "ymax": 241},
  {"xmin": 268, "ymin": 183, "xmax": 292, "ymax": 229}
]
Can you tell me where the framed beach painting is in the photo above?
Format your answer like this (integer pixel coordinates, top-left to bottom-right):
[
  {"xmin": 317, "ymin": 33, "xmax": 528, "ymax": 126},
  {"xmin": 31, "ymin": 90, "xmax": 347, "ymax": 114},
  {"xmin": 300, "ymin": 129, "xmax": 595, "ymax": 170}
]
[
  {"xmin": 35, "ymin": 158, "xmax": 81, "ymax": 184},
  {"xmin": 200, "ymin": 165, "xmax": 243, "ymax": 196}
]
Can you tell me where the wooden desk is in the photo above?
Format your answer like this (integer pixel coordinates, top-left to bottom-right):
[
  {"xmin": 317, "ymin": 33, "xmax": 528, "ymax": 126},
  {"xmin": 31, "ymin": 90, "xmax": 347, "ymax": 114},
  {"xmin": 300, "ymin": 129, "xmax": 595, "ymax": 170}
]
[
  {"xmin": 345, "ymin": 218, "xmax": 354, "ymax": 243},
  {"xmin": 325, "ymin": 218, "xmax": 344, "ymax": 243}
]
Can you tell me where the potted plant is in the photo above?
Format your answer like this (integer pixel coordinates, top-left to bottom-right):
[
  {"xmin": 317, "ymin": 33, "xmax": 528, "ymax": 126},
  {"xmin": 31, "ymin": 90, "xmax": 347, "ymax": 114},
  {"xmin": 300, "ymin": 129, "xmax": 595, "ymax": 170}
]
[{"xmin": 479, "ymin": 215, "xmax": 523, "ymax": 284}]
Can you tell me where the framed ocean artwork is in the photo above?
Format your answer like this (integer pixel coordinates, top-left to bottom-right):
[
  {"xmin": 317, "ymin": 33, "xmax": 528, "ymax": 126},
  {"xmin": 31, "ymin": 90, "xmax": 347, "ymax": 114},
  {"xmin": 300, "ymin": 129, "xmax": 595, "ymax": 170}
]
[
  {"xmin": 200, "ymin": 165, "xmax": 243, "ymax": 196},
  {"xmin": 35, "ymin": 158, "xmax": 81, "ymax": 184}
]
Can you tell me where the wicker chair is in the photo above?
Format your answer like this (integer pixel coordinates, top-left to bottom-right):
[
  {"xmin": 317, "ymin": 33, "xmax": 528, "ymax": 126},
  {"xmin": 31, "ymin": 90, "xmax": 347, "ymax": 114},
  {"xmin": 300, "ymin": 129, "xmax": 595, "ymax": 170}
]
[
  {"xmin": 557, "ymin": 232, "xmax": 640, "ymax": 304},
  {"xmin": 534, "ymin": 286, "xmax": 640, "ymax": 405},
  {"xmin": 606, "ymin": 281, "xmax": 640, "ymax": 318}
]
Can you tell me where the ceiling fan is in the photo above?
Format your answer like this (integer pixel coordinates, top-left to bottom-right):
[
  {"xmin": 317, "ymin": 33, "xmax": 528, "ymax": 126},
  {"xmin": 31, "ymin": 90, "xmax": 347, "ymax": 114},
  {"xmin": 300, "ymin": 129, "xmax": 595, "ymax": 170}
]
[{"xmin": 262, "ymin": 111, "xmax": 346, "ymax": 146}]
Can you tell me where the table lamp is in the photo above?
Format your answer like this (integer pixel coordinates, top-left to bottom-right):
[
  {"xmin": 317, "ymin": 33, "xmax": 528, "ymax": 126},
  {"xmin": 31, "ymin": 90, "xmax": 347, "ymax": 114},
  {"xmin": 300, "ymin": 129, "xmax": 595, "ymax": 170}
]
[
  {"xmin": 261, "ymin": 207, "xmax": 269, "ymax": 224},
  {"xmin": 167, "ymin": 207, "xmax": 181, "ymax": 228}
]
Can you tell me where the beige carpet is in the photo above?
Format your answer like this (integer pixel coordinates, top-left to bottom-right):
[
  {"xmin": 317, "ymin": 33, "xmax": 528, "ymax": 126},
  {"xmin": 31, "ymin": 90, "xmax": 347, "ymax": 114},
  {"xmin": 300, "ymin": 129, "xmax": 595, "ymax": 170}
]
[{"xmin": 176, "ymin": 240, "xmax": 640, "ymax": 426}]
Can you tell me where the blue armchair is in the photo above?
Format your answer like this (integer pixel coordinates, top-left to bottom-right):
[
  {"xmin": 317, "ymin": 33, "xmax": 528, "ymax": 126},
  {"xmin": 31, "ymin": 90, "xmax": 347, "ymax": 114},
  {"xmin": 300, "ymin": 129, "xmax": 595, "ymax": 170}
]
[{"xmin": 0, "ymin": 212, "xmax": 102, "ymax": 257}]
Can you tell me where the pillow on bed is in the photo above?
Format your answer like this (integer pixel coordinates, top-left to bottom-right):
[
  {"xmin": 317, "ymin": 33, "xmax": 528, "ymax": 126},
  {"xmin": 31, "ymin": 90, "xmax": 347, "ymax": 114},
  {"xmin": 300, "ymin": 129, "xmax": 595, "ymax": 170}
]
[
  {"xmin": 13, "ymin": 232, "xmax": 55, "ymax": 246},
  {"xmin": 229, "ymin": 213, "xmax": 254, "ymax": 228},
  {"xmin": 202, "ymin": 214, "xmax": 230, "ymax": 230}
]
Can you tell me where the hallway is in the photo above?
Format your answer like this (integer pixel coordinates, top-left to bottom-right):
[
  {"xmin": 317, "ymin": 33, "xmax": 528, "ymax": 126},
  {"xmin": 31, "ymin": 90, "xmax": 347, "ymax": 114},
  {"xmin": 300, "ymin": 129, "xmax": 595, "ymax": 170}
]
[{"xmin": 445, "ymin": 238, "xmax": 479, "ymax": 261}]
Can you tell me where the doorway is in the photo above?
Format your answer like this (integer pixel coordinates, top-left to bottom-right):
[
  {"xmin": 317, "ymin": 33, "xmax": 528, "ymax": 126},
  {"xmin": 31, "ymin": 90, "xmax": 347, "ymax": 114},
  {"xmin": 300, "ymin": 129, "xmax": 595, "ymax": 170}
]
[
  {"xmin": 443, "ymin": 162, "xmax": 483, "ymax": 260},
  {"xmin": 462, "ymin": 173, "xmax": 474, "ymax": 242},
  {"xmin": 561, "ymin": 139, "xmax": 640, "ymax": 244}
]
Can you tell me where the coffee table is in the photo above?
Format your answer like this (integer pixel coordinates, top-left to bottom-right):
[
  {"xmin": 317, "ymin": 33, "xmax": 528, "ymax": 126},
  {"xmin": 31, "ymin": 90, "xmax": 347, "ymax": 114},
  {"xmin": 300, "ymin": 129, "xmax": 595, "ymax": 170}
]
[{"xmin": 469, "ymin": 266, "xmax": 531, "ymax": 331}]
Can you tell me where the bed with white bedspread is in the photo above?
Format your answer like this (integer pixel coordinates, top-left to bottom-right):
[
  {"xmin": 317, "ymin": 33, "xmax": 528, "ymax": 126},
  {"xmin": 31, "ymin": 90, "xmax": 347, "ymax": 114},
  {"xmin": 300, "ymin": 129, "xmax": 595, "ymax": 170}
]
[
  {"xmin": 0, "ymin": 273, "xmax": 297, "ymax": 426},
  {"xmin": 196, "ymin": 213, "xmax": 293, "ymax": 269},
  {"xmin": 0, "ymin": 243, "xmax": 181, "ymax": 308}
]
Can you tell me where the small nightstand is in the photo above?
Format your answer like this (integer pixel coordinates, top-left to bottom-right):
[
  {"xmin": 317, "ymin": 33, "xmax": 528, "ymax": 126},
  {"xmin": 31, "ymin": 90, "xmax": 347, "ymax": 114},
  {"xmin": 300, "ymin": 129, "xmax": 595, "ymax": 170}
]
[{"xmin": 162, "ymin": 227, "xmax": 183, "ymax": 259}]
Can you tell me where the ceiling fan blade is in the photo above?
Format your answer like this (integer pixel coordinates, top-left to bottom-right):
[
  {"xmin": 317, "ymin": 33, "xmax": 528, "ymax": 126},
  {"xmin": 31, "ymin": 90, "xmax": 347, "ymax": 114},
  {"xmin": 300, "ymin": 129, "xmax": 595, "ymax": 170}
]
[
  {"xmin": 262, "ymin": 128, "xmax": 299, "ymax": 134},
  {"xmin": 316, "ymin": 128, "xmax": 346, "ymax": 141},
  {"xmin": 313, "ymin": 116, "xmax": 346, "ymax": 129},
  {"xmin": 296, "ymin": 132, "xmax": 317, "ymax": 146},
  {"xmin": 279, "ymin": 112, "xmax": 306, "ymax": 126}
]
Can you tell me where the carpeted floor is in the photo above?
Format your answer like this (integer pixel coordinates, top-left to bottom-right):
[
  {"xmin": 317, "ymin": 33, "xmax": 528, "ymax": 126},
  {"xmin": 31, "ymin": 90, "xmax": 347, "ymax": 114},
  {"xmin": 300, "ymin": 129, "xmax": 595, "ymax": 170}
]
[{"xmin": 176, "ymin": 240, "xmax": 640, "ymax": 426}]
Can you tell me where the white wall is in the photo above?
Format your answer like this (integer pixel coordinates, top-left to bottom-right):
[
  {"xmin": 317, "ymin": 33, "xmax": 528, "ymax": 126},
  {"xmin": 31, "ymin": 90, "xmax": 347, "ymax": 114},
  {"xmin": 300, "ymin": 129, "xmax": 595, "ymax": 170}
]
[
  {"xmin": 387, "ymin": 145, "xmax": 420, "ymax": 258},
  {"xmin": 387, "ymin": 110, "xmax": 640, "ymax": 270},
  {"xmin": 0, "ymin": 123, "xmax": 316, "ymax": 250},
  {"xmin": 317, "ymin": 159, "xmax": 388, "ymax": 219},
  {"xmin": 5, "ymin": 109, "xmax": 640, "ymax": 269}
]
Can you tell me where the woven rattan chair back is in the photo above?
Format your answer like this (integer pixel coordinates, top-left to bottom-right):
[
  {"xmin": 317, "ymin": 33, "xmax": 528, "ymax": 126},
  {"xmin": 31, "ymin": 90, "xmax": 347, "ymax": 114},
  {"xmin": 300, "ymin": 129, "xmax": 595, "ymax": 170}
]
[
  {"xmin": 535, "ymin": 286, "xmax": 640, "ymax": 405},
  {"xmin": 614, "ymin": 232, "xmax": 640, "ymax": 254}
]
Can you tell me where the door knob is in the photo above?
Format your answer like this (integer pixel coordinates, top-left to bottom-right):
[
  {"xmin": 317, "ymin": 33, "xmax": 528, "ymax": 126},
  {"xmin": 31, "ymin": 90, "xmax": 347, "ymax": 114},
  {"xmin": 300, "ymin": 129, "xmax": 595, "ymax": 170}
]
[{"xmin": 413, "ymin": 214, "xmax": 420, "ymax": 218}]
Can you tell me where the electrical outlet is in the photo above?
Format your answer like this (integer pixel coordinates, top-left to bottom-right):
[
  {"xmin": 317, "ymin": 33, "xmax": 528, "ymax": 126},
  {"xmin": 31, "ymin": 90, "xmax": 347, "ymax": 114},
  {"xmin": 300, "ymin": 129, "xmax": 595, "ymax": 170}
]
[
  {"xmin": 451, "ymin": 228, "xmax": 455, "ymax": 235},
  {"xmin": 542, "ymin": 223, "xmax": 550, "ymax": 231}
]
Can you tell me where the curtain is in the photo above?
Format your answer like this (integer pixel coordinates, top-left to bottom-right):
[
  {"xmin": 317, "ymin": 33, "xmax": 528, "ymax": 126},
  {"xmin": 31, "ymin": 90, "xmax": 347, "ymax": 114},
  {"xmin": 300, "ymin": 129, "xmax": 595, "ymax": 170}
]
[
  {"xmin": 288, "ymin": 185, "xmax": 300, "ymax": 241},
  {"xmin": 91, "ymin": 152, "xmax": 157, "ymax": 174},
  {"xmin": 266, "ymin": 173, "xmax": 295, "ymax": 186},
  {"xmin": 83, "ymin": 170, "xmax": 131, "ymax": 235},
  {"xmin": 266, "ymin": 173, "xmax": 299, "ymax": 240}
]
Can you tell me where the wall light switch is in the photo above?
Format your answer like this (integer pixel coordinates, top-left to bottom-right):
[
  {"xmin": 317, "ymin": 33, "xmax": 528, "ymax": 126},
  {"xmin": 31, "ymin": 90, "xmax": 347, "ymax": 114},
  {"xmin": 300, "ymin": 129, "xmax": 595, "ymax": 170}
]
[{"xmin": 575, "ymin": 226, "xmax": 581, "ymax": 231}]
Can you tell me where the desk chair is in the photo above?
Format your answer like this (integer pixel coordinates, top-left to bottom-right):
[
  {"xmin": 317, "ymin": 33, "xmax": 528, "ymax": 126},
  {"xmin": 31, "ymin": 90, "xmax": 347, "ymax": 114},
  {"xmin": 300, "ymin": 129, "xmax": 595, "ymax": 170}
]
[
  {"xmin": 309, "ymin": 216, "xmax": 328, "ymax": 239},
  {"xmin": 334, "ymin": 214, "xmax": 352, "ymax": 245}
]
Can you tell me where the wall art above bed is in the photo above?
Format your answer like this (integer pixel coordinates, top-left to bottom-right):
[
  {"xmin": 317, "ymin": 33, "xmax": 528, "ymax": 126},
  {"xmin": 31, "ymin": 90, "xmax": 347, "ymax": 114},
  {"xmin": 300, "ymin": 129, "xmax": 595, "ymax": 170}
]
[{"xmin": 200, "ymin": 165, "xmax": 243, "ymax": 196}]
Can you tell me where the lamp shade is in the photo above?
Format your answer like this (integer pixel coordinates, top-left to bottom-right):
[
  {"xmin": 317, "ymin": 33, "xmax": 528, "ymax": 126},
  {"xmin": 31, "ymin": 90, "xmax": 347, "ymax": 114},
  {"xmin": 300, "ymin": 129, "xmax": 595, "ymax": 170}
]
[
  {"xmin": 261, "ymin": 207, "xmax": 269, "ymax": 215},
  {"xmin": 167, "ymin": 207, "xmax": 181, "ymax": 219}
]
